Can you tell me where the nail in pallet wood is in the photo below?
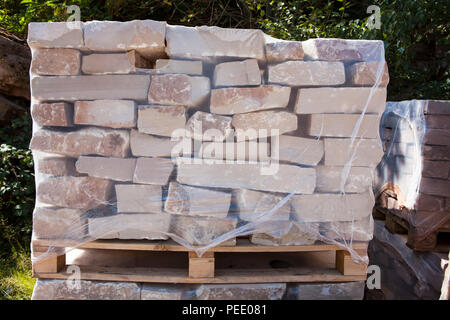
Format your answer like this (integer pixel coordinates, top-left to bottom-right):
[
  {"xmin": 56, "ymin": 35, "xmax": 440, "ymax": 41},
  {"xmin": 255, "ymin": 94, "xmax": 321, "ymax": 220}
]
[
  {"xmin": 373, "ymin": 206, "xmax": 450, "ymax": 252},
  {"xmin": 32, "ymin": 238, "xmax": 368, "ymax": 284}
]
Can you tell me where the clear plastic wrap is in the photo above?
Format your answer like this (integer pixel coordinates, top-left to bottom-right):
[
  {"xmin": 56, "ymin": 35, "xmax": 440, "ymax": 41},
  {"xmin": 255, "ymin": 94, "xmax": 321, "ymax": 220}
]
[{"xmin": 28, "ymin": 20, "xmax": 389, "ymax": 266}]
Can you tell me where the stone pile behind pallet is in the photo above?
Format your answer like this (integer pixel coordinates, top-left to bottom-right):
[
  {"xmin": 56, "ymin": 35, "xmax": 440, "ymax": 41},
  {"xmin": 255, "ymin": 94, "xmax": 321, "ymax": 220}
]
[{"xmin": 375, "ymin": 100, "xmax": 450, "ymax": 250}]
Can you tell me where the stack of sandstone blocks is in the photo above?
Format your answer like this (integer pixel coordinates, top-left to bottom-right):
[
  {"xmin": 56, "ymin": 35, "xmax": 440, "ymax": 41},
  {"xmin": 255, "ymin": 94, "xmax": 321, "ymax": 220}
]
[
  {"xmin": 29, "ymin": 20, "xmax": 387, "ymax": 299},
  {"xmin": 375, "ymin": 100, "xmax": 450, "ymax": 250}
]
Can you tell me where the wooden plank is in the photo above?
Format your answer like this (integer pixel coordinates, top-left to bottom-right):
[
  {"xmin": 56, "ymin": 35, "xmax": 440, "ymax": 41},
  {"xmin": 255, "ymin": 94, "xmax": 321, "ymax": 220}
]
[
  {"xmin": 33, "ymin": 265, "xmax": 366, "ymax": 284},
  {"xmin": 33, "ymin": 238, "xmax": 367, "ymax": 253}
]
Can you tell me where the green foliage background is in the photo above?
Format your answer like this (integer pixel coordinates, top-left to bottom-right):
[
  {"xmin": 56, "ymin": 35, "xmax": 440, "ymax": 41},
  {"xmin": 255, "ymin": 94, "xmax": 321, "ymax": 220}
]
[{"xmin": 0, "ymin": 0, "xmax": 447, "ymax": 299}]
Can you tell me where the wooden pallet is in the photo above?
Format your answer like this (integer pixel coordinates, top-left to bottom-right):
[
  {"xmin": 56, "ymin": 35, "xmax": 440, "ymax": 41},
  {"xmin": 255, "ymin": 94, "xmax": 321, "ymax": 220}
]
[
  {"xmin": 373, "ymin": 206, "xmax": 450, "ymax": 252},
  {"xmin": 32, "ymin": 238, "xmax": 368, "ymax": 284}
]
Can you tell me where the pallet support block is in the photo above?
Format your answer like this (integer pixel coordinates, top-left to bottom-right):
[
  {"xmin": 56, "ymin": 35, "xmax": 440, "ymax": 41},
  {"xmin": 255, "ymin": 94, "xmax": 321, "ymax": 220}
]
[
  {"xmin": 32, "ymin": 253, "xmax": 66, "ymax": 274},
  {"xmin": 335, "ymin": 249, "xmax": 367, "ymax": 276},
  {"xmin": 188, "ymin": 251, "xmax": 215, "ymax": 278}
]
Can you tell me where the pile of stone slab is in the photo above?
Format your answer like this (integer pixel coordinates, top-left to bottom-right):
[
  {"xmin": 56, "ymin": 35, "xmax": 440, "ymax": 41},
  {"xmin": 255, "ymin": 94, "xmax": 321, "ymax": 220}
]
[
  {"xmin": 28, "ymin": 20, "xmax": 388, "ymax": 299},
  {"xmin": 375, "ymin": 100, "xmax": 450, "ymax": 250}
]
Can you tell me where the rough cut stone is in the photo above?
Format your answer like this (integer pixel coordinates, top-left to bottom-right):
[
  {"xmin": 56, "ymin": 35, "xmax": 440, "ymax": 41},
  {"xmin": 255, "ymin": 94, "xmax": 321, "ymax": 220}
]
[
  {"xmin": 155, "ymin": 59, "xmax": 203, "ymax": 75},
  {"xmin": 88, "ymin": 213, "xmax": 170, "ymax": 240},
  {"xmin": 141, "ymin": 284, "xmax": 184, "ymax": 300},
  {"xmin": 130, "ymin": 129, "xmax": 189, "ymax": 157},
  {"xmin": 213, "ymin": 59, "xmax": 261, "ymax": 87},
  {"xmin": 148, "ymin": 74, "xmax": 210, "ymax": 107},
  {"xmin": 273, "ymin": 135, "xmax": 324, "ymax": 165},
  {"xmin": 37, "ymin": 157, "xmax": 77, "ymax": 176},
  {"xmin": 186, "ymin": 111, "xmax": 232, "ymax": 141},
  {"xmin": 31, "ymin": 279, "xmax": 141, "ymax": 300},
  {"xmin": 27, "ymin": 22, "xmax": 83, "ymax": 48},
  {"xmin": 115, "ymin": 184, "xmax": 162, "ymax": 213},
  {"xmin": 307, "ymin": 114, "xmax": 379, "ymax": 138},
  {"xmin": 84, "ymin": 20, "xmax": 165, "ymax": 58},
  {"xmin": 31, "ymin": 48, "xmax": 80, "ymax": 75},
  {"xmin": 195, "ymin": 283, "xmax": 286, "ymax": 300},
  {"xmin": 232, "ymin": 111, "xmax": 298, "ymax": 139},
  {"xmin": 423, "ymin": 129, "xmax": 450, "ymax": 146},
  {"xmin": 250, "ymin": 222, "xmax": 320, "ymax": 246},
  {"xmin": 291, "ymin": 191, "xmax": 374, "ymax": 223},
  {"xmin": 324, "ymin": 138, "xmax": 383, "ymax": 167},
  {"xmin": 82, "ymin": 51, "xmax": 149, "ymax": 74},
  {"xmin": 423, "ymin": 145, "xmax": 450, "ymax": 161},
  {"xmin": 29, "ymin": 127, "xmax": 130, "ymax": 158},
  {"xmin": 169, "ymin": 214, "xmax": 237, "ymax": 246},
  {"xmin": 419, "ymin": 177, "xmax": 450, "ymax": 197},
  {"xmin": 210, "ymin": 85, "xmax": 291, "ymax": 115},
  {"xmin": 320, "ymin": 217, "xmax": 373, "ymax": 241},
  {"xmin": 415, "ymin": 193, "xmax": 445, "ymax": 211},
  {"xmin": 37, "ymin": 176, "xmax": 114, "ymax": 210},
  {"xmin": 291, "ymin": 282, "xmax": 365, "ymax": 300},
  {"xmin": 295, "ymin": 87, "xmax": 387, "ymax": 114},
  {"xmin": 315, "ymin": 166, "xmax": 373, "ymax": 193},
  {"xmin": 424, "ymin": 100, "xmax": 450, "ymax": 115},
  {"xmin": 165, "ymin": 25, "xmax": 265, "ymax": 61},
  {"xmin": 74, "ymin": 100, "xmax": 136, "ymax": 128},
  {"xmin": 198, "ymin": 140, "xmax": 270, "ymax": 162},
  {"xmin": 33, "ymin": 207, "xmax": 86, "ymax": 240},
  {"xmin": 133, "ymin": 157, "xmax": 174, "ymax": 185},
  {"xmin": 32, "ymin": 75, "xmax": 151, "ymax": 101},
  {"xmin": 165, "ymin": 182, "xmax": 231, "ymax": 217},
  {"xmin": 233, "ymin": 189, "xmax": 290, "ymax": 222},
  {"xmin": 425, "ymin": 115, "xmax": 450, "ymax": 129},
  {"xmin": 268, "ymin": 61, "xmax": 345, "ymax": 86},
  {"xmin": 32, "ymin": 102, "xmax": 73, "ymax": 127},
  {"xmin": 265, "ymin": 39, "xmax": 304, "ymax": 62},
  {"xmin": 347, "ymin": 61, "xmax": 389, "ymax": 86},
  {"xmin": 138, "ymin": 105, "xmax": 186, "ymax": 137},
  {"xmin": 75, "ymin": 156, "xmax": 136, "ymax": 182},
  {"xmin": 422, "ymin": 160, "xmax": 450, "ymax": 179},
  {"xmin": 177, "ymin": 160, "xmax": 316, "ymax": 194},
  {"xmin": 302, "ymin": 38, "xmax": 382, "ymax": 61}
]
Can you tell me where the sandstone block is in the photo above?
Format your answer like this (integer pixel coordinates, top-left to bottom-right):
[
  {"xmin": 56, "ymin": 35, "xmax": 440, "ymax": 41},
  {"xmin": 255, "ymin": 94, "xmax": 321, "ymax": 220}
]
[
  {"xmin": 232, "ymin": 111, "xmax": 297, "ymax": 139},
  {"xmin": 425, "ymin": 115, "xmax": 450, "ymax": 129},
  {"xmin": 295, "ymin": 87, "xmax": 387, "ymax": 114},
  {"xmin": 198, "ymin": 140, "xmax": 270, "ymax": 162},
  {"xmin": 84, "ymin": 20, "xmax": 165, "ymax": 58},
  {"xmin": 33, "ymin": 207, "xmax": 86, "ymax": 240},
  {"xmin": 213, "ymin": 59, "xmax": 261, "ymax": 87},
  {"xmin": 155, "ymin": 59, "xmax": 203, "ymax": 75},
  {"xmin": 75, "ymin": 156, "xmax": 136, "ymax": 182},
  {"xmin": 324, "ymin": 138, "xmax": 383, "ymax": 167},
  {"xmin": 291, "ymin": 282, "xmax": 365, "ymax": 300},
  {"xmin": 115, "ymin": 184, "xmax": 162, "ymax": 213},
  {"xmin": 315, "ymin": 166, "xmax": 373, "ymax": 193},
  {"xmin": 186, "ymin": 111, "xmax": 232, "ymax": 141},
  {"xmin": 74, "ymin": 100, "xmax": 137, "ymax": 128},
  {"xmin": 291, "ymin": 191, "xmax": 374, "ymax": 222},
  {"xmin": 133, "ymin": 157, "xmax": 174, "ymax": 185},
  {"xmin": 195, "ymin": 283, "xmax": 286, "ymax": 300},
  {"xmin": 37, "ymin": 157, "xmax": 77, "ymax": 176},
  {"xmin": 250, "ymin": 222, "xmax": 320, "ymax": 246},
  {"xmin": 423, "ymin": 129, "xmax": 450, "ymax": 146},
  {"xmin": 88, "ymin": 213, "xmax": 170, "ymax": 240},
  {"xmin": 419, "ymin": 178, "xmax": 450, "ymax": 197},
  {"xmin": 27, "ymin": 22, "xmax": 83, "ymax": 48},
  {"xmin": 32, "ymin": 102, "xmax": 73, "ymax": 127},
  {"xmin": 169, "ymin": 214, "xmax": 237, "ymax": 246},
  {"xmin": 265, "ymin": 40, "xmax": 304, "ymax": 62},
  {"xmin": 320, "ymin": 218, "xmax": 373, "ymax": 242},
  {"xmin": 423, "ymin": 145, "xmax": 450, "ymax": 161},
  {"xmin": 210, "ymin": 85, "xmax": 291, "ymax": 115},
  {"xmin": 37, "ymin": 176, "xmax": 114, "ymax": 210},
  {"xmin": 302, "ymin": 38, "xmax": 382, "ymax": 61},
  {"xmin": 165, "ymin": 25, "xmax": 265, "ymax": 61},
  {"xmin": 138, "ymin": 105, "xmax": 186, "ymax": 137},
  {"xmin": 273, "ymin": 135, "xmax": 324, "ymax": 166},
  {"xmin": 31, "ymin": 48, "xmax": 80, "ymax": 75},
  {"xmin": 424, "ymin": 100, "xmax": 450, "ymax": 115},
  {"xmin": 307, "ymin": 114, "xmax": 379, "ymax": 138},
  {"xmin": 415, "ymin": 194, "xmax": 445, "ymax": 212},
  {"xmin": 82, "ymin": 51, "xmax": 146, "ymax": 74},
  {"xmin": 165, "ymin": 182, "xmax": 231, "ymax": 217},
  {"xmin": 130, "ymin": 129, "xmax": 189, "ymax": 158},
  {"xmin": 141, "ymin": 284, "xmax": 184, "ymax": 300},
  {"xmin": 268, "ymin": 61, "xmax": 345, "ymax": 86},
  {"xmin": 347, "ymin": 61, "xmax": 389, "ymax": 86},
  {"xmin": 31, "ymin": 279, "xmax": 141, "ymax": 300},
  {"xmin": 32, "ymin": 75, "xmax": 150, "ymax": 101},
  {"xmin": 422, "ymin": 160, "xmax": 450, "ymax": 179},
  {"xmin": 233, "ymin": 189, "xmax": 290, "ymax": 222},
  {"xmin": 30, "ymin": 127, "xmax": 130, "ymax": 158},
  {"xmin": 148, "ymin": 74, "xmax": 210, "ymax": 107},
  {"xmin": 177, "ymin": 160, "xmax": 316, "ymax": 194}
]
